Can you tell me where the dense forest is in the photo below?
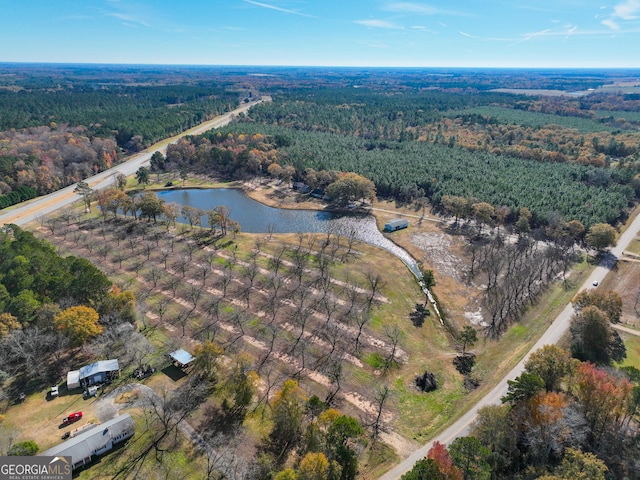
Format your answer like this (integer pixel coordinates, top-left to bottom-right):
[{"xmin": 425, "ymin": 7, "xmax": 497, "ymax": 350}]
[
  {"xmin": 1, "ymin": 65, "xmax": 639, "ymax": 227},
  {"xmin": 0, "ymin": 65, "xmax": 243, "ymax": 209},
  {"xmin": 152, "ymin": 125, "xmax": 633, "ymax": 228}
]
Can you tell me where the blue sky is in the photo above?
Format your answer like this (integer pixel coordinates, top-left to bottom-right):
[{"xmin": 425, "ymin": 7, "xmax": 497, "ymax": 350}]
[{"xmin": 2, "ymin": 0, "xmax": 639, "ymax": 67}]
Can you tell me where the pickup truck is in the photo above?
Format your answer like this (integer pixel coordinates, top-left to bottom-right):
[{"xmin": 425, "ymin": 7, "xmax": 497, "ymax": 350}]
[{"xmin": 60, "ymin": 411, "xmax": 82, "ymax": 428}]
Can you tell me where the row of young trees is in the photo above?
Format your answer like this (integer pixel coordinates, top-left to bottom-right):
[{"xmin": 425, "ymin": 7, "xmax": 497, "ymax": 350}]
[{"xmin": 38, "ymin": 201, "xmax": 397, "ymax": 478}]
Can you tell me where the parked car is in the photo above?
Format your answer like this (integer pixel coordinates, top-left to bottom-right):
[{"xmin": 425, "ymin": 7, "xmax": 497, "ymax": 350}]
[
  {"xmin": 593, "ymin": 281, "xmax": 599, "ymax": 287},
  {"xmin": 59, "ymin": 411, "xmax": 82, "ymax": 428},
  {"xmin": 50, "ymin": 386, "xmax": 59, "ymax": 398}
]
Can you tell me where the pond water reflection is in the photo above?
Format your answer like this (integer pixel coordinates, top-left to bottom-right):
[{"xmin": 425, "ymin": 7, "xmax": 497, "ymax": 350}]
[{"xmin": 158, "ymin": 188, "xmax": 421, "ymax": 277}]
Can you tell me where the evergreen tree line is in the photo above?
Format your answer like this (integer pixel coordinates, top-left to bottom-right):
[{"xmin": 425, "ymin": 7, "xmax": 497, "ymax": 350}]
[
  {"xmin": 0, "ymin": 85, "xmax": 238, "ymax": 149},
  {"xmin": 205, "ymin": 124, "xmax": 634, "ymax": 228},
  {"xmin": 0, "ymin": 185, "xmax": 37, "ymax": 209}
]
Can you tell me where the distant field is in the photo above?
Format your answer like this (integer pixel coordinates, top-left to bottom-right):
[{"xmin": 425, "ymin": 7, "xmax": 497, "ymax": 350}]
[{"xmin": 453, "ymin": 106, "xmax": 619, "ymax": 133}]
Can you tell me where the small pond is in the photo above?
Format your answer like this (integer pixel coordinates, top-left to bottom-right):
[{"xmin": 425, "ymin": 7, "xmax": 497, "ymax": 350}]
[{"xmin": 158, "ymin": 188, "xmax": 422, "ymax": 278}]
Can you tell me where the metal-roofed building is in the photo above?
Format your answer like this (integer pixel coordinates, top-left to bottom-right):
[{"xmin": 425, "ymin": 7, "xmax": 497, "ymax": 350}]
[
  {"xmin": 41, "ymin": 414, "xmax": 134, "ymax": 471},
  {"xmin": 67, "ymin": 359, "xmax": 120, "ymax": 389},
  {"xmin": 384, "ymin": 218, "xmax": 409, "ymax": 232},
  {"xmin": 168, "ymin": 349, "xmax": 195, "ymax": 368}
]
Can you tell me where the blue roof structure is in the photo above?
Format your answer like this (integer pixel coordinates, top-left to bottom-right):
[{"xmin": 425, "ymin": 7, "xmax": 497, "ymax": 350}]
[{"xmin": 169, "ymin": 349, "xmax": 195, "ymax": 366}]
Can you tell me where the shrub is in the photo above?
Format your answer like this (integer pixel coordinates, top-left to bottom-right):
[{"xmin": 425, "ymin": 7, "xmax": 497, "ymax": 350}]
[
  {"xmin": 8, "ymin": 440, "xmax": 39, "ymax": 456},
  {"xmin": 453, "ymin": 354, "xmax": 476, "ymax": 375}
]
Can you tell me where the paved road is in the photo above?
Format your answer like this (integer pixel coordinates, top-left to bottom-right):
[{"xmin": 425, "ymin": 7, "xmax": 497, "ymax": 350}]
[
  {"xmin": 380, "ymin": 213, "xmax": 640, "ymax": 479},
  {"xmin": 0, "ymin": 98, "xmax": 266, "ymax": 228}
]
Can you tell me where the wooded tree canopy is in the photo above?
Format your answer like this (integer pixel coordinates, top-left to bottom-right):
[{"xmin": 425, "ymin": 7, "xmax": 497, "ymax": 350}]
[{"xmin": 325, "ymin": 172, "xmax": 376, "ymax": 206}]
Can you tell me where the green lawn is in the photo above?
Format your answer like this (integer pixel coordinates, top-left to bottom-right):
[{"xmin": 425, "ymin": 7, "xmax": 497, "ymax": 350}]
[{"xmin": 619, "ymin": 332, "xmax": 640, "ymax": 369}]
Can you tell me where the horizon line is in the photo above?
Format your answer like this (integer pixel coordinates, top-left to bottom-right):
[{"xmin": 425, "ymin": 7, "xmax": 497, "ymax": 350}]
[{"xmin": 1, "ymin": 61, "xmax": 640, "ymax": 71}]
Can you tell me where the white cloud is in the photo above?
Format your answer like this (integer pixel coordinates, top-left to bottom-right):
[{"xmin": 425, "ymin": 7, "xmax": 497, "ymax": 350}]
[
  {"xmin": 107, "ymin": 12, "xmax": 151, "ymax": 27},
  {"xmin": 355, "ymin": 19, "xmax": 403, "ymax": 29},
  {"xmin": 242, "ymin": 0, "xmax": 316, "ymax": 18},
  {"xmin": 382, "ymin": 2, "xmax": 466, "ymax": 16},
  {"xmin": 602, "ymin": 0, "xmax": 640, "ymax": 29}
]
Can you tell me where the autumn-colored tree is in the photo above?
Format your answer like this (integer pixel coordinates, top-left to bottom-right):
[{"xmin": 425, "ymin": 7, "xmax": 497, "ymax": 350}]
[
  {"xmin": 298, "ymin": 452, "xmax": 331, "ymax": 480},
  {"xmin": 572, "ymin": 362, "xmax": 633, "ymax": 449},
  {"xmin": 54, "ymin": 305, "xmax": 102, "ymax": 346},
  {"xmin": 325, "ymin": 172, "xmax": 376, "ymax": 207},
  {"xmin": 181, "ymin": 205, "xmax": 200, "ymax": 229},
  {"xmin": 524, "ymin": 345, "xmax": 576, "ymax": 392},
  {"xmin": 441, "ymin": 195, "xmax": 469, "ymax": 225},
  {"xmin": 427, "ymin": 441, "xmax": 463, "ymax": 480},
  {"xmin": 214, "ymin": 205, "xmax": 232, "ymax": 236},
  {"xmin": 585, "ymin": 223, "xmax": 616, "ymax": 252},
  {"xmin": 572, "ymin": 289, "xmax": 622, "ymax": 324},
  {"xmin": 268, "ymin": 379, "xmax": 308, "ymax": 463},
  {"xmin": 541, "ymin": 448, "xmax": 608, "ymax": 480},
  {"xmin": 566, "ymin": 220, "xmax": 586, "ymax": 244},
  {"xmin": 138, "ymin": 191, "xmax": 164, "ymax": 222},
  {"xmin": 162, "ymin": 202, "xmax": 181, "ymax": 229},
  {"xmin": 99, "ymin": 286, "xmax": 136, "ymax": 324},
  {"xmin": 274, "ymin": 469, "xmax": 299, "ymax": 480},
  {"xmin": 192, "ymin": 340, "xmax": 223, "ymax": 381},
  {"xmin": 514, "ymin": 207, "xmax": 532, "ymax": 235},
  {"xmin": 471, "ymin": 202, "xmax": 494, "ymax": 234},
  {"xmin": 268, "ymin": 163, "xmax": 283, "ymax": 178},
  {"xmin": 96, "ymin": 188, "xmax": 127, "ymax": 219},
  {"xmin": 0, "ymin": 313, "xmax": 21, "ymax": 338},
  {"xmin": 522, "ymin": 392, "xmax": 581, "ymax": 465}
]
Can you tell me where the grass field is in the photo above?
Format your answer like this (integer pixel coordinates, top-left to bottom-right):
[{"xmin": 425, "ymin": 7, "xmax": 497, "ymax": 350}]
[{"xmin": 619, "ymin": 332, "xmax": 640, "ymax": 369}]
